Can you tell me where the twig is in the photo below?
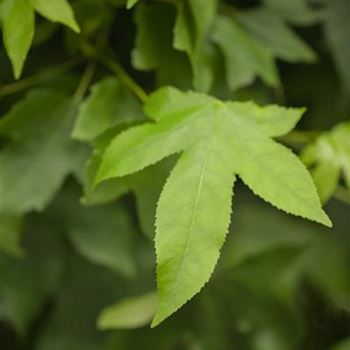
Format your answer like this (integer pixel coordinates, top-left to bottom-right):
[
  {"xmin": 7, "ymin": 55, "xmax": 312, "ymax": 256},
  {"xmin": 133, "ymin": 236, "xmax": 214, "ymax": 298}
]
[
  {"xmin": 73, "ymin": 62, "xmax": 96, "ymax": 102},
  {"xmin": 81, "ymin": 42, "xmax": 148, "ymax": 103},
  {"xmin": 0, "ymin": 57, "xmax": 83, "ymax": 98}
]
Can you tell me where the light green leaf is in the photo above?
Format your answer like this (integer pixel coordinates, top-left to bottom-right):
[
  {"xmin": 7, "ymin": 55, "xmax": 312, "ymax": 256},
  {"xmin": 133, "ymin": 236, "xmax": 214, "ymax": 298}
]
[
  {"xmin": 30, "ymin": 0, "xmax": 80, "ymax": 32},
  {"xmin": 98, "ymin": 292, "xmax": 157, "ymax": 329},
  {"xmin": 212, "ymin": 15, "xmax": 278, "ymax": 91},
  {"xmin": 1, "ymin": 89, "xmax": 86, "ymax": 215},
  {"xmin": 73, "ymin": 77, "xmax": 144, "ymax": 141},
  {"xmin": 324, "ymin": 0, "xmax": 350, "ymax": 94},
  {"xmin": 153, "ymin": 139, "xmax": 236, "ymax": 326},
  {"xmin": 126, "ymin": 0, "xmax": 138, "ymax": 9},
  {"xmin": 238, "ymin": 8, "xmax": 316, "ymax": 63},
  {"xmin": 0, "ymin": 0, "xmax": 35, "ymax": 79},
  {"xmin": 332, "ymin": 338, "xmax": 350, "ymax": 350},
  {"xmin": 301, "ymin": 122, "xmax": 350, "ymax": 203},
  {"xmin": 96, "ymin": 87, "xmax": 330, "ymax": 326}
]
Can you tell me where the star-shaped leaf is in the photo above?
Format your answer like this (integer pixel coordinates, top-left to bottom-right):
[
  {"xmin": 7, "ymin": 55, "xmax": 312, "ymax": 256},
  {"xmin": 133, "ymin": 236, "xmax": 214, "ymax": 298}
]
[{"xmin": 95, "ymin": 87, "xmax": 331, "ymax": 326}]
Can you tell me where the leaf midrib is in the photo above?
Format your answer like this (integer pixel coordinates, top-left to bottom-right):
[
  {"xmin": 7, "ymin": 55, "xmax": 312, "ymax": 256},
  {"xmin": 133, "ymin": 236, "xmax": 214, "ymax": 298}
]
[{"xmin": 169, "ymin": 110, "xmax": 218, "ymax": 300}]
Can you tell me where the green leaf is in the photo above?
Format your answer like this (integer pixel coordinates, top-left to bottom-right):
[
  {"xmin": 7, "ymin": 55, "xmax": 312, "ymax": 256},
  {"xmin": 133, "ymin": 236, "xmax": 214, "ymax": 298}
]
[
  {"xmin": 98, "ymin": 292, "xmax": 157, "ymax": 329},
  {"xmin": 126, "ymin": 0, "xmax": 138, "ymax": 9},
  {"xmin": 30, "ymin": 0, "xmax": 80, "ymax": 32},
  {"xmin": 132, "ymin": 3, "xmax": 192, "ymax": 88},
  {"xmin": 0, "ymin": 217, "xmax": 66, "ymax": 333},
  {"xmin": 1, "ymin": 89, "xmax": 86, "ymax": 215},
  {"xmin": 67, "ymin": 201, "xmax": 137, "ymax": 277},
  {"xmin": 0, "ymin": 215, "xmax": 23, "ymax": 257},
  {"xmin": 36, "ymin": 254, "xmax": 124, "ymax": 350},
  {"xmin": 324, "ymin": 0, "xmax": 350, "ymax": 94},
  {"xmin": 73, "ymin": 77, "xmax": 144, "ymax": 141},
  {"xmin": 0, "ymin": 0, "xmax": 35, "ymax": 79},
  {"xmin": 332, "ymin": 338, "xmax": 350, "ymax": 350},
  {"xmin": 237, "ymin": 8, "xmax": 316, "ymax": 63},
  {"xmin": 301, "ymin": 122, "xmax": 350, "ymax": 203},
  {"xmin": 96, "ymin": 87, "xmax": 330, "ymax": 325},
  {"xmin": 211, "ymin": 15, "xmax": 279, "ymax": 91},
  {"xmin": 174, "ymin": 0, "xmax": 218, "ymax": 91},
  {"xmin": 305, "ymin": 235, "xmax": 350, "ymax": 311},
  {"xmin": 262, "ymin": 0, "xmax": 325, "ymax": 25}
]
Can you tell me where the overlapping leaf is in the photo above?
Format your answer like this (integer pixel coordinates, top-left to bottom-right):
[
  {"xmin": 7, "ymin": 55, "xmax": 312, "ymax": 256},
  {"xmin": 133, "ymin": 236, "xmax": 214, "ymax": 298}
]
[
  {"xmin": 95, "ymin": 87, "xmax": 330, "ymax": 326},
  {"xmin": 301, "ymin": 122, "xmax": 350, "ymax": 203},
  {"xmin": 98, "ymin": 292, "xmax": 157, "ymax": 329},
  {"xmin": 132, "ymin": 2, "xmax": 192, "ymax": 88},
  {"xmin": 73, "ymin": 76, "xmax": 144, "ymax": 141}
]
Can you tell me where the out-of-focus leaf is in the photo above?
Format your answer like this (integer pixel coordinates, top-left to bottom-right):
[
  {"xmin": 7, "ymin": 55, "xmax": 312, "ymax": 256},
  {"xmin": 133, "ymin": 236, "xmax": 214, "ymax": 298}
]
[
  {"xmin": 72, "ymin": 0, "xmax": 111, "ymax": 36},
  {"xmin": 332, "ymin": 338, "xmax": 350, "ymax": 350},
  {"xmin": 30, "ymin": 0, "xmax": 80, "ymax": 32},
  {"xmin": 68, "ymin": 203, "xmax": 137, "ymax": 277},
  {"xmin": 0, "ymin": 216, "xmax": 66, "ymax": 333},
  {"xmin": 305, "ymin": 235, "xmax": 350, "ymax": 311},
  {"xmin": 127, "ymin": 0, "xmax": 138, "ymax": 9},
  {"xmin": 302, "ymin": 122, "xmax": 350, "ymax": 203},
  {"xmin": 263, "ymin": 0, "xmax": 325, "ymax": 25},
  {"xmin": 324, "ymin": 0, "xmax": 350, "ymax": 94},
  {"xmin": 73, "ymin": 77, "xmax": 144, "ymax": 141},
  {"xmin": 36, "ymin": 254, "xmax": 125, "ymax": 350},
  {"xmin": 174, "ymin": 0, "xmax": 218, "ymax": 92},
  {"xmin": 1, "ymin": 89, "xmax": 87, "ymax": 215},
  {"xmin": 212, "ymin": 15, "xmax": 278, "ymax": 91},
  {"xmin": 238, "ymin": 8, "xmax": 316, "ymax": 63},
  {"xmin": 0, "ymin": 215, "xmax": 23, "ymax": 257},
  {"xmin": 0, "ymin": 0, "xmax": 35, "ymax": 78},
  {"xmin": 98, "ymin": 292, "xmax": 157, "ymax": 329},
  {"xmin": 132, "ymin": 2, "xmax": 192, "ymax": 88}
]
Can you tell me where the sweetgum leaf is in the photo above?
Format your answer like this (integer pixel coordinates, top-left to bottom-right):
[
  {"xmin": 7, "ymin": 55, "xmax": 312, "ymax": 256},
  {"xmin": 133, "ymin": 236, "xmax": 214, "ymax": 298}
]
[
  {"xmin": 0, "ymin": 0, "xmax": 35, "ymax": 79},
  {"xmin": 96, "ymin": 87, "xmax": 331, "ymax": 326}
]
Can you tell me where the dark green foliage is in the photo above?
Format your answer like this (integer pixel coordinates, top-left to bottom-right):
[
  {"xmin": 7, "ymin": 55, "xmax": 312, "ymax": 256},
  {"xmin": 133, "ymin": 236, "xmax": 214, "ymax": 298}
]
[{"xmin": 0, "ymin": 0, "xmax": 349, "ymax": 349}]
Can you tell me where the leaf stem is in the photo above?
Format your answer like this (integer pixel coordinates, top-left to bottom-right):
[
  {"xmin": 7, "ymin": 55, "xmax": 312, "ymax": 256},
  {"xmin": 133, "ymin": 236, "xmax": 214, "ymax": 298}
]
[
  {"xmin": 0, "ymin": 57, "xmax": 83, "ymax": 98},
  {"xmin": 98, "ymin": 53, "xmax": 148, "ymax": 103},
  {"xmin": 73, "ymin": 62, "xmax": 96, "ymax": 102},
  {"xmin": 81, "ymin": 41, "xmax": 148, "ymax": 102}
]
